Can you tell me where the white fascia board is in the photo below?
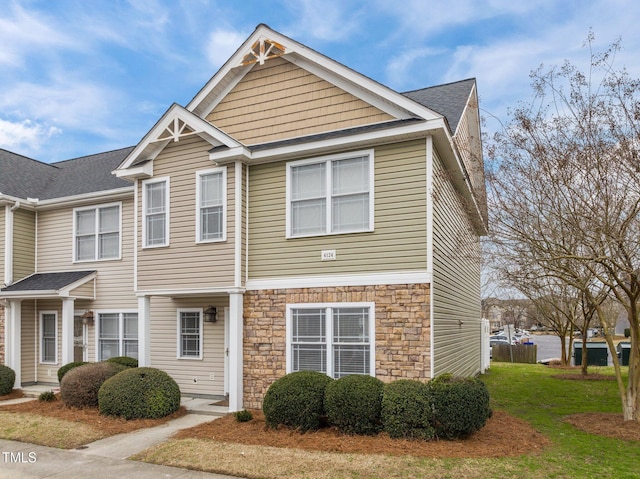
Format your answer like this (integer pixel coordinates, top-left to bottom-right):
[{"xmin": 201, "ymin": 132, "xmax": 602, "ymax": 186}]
[
  {"xmin": 209, "ymin": 146, "xmax": 252, "ymax": 164},
  {"xmin": 135, "ymin": 287, "xmax": 246, "ymax": 297},
  {"xmin": 0, "ymin": 290, "xmax": 60, "ymax": 299},
  {"xmin": 34, "ymin": 187, "xmax": 134, "ymax": 211},
  {"xmin": 246, "ymin": 271, "xmax": 432, "ymax": 291},
  {"xmin": 247, "ymin": 118, "xmax": 446, "ymax": 164},
  {"xmin": 0, "ymin": 195, "xmax": 37, "ymax": 210},
  {"xmin": 114, "ymin": 161, "xmax": 154, "ymax": 180}
]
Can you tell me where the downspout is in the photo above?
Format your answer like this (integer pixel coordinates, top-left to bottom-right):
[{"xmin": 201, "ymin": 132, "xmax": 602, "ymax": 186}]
[{"xmin": 4, "ymin": 201, "xmax": 21, "ymax": 285}]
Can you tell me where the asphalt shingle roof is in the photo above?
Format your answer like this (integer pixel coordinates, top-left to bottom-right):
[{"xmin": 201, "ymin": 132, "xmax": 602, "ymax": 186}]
[
  {"xmin": 402, "ymin": 78, "xmax": 476, "ymax": 134},
  {"xmin": 0, "ymin": 147, "xmax": 134, "ymax": 201},
  {"xmin": 1, "ymin": 270, "xmax": 96, "ymax": 292}
]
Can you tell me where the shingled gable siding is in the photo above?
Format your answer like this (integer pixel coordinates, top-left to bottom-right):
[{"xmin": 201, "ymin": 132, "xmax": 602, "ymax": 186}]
[
  {"xmin": 13, "ymin": 208, "xmax": 35, "ymax": 281},
  {"xmin": 243, "ymin": 284, "xmax": 431, "ymax": 409},
  {"xmin": 207, "ymin": 56, "xmax": 394, "ymax": 145},
  {"xmin": 248, "ymin": 139, "xmax": 428, "ymax": 278},
  {"xmin": 431, "ymin": 149, "xmax": 482, "ymax": 377},
  {"xmin": 137, "ymin": 136, "xmax": 236, "ymax": 290}
]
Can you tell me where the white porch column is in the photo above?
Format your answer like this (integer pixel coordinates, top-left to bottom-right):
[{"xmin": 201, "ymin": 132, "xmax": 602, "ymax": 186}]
[
  {"xmin": 61, "ymin": 298, "xmax": 75, "ymax": 365},
  {"xmin": 6, "ymin": 299, "xmax": 22, "ymax": 388},
  {"xmin": 138, "ymin": 295, "xmax": 151, "ymax": 367},
  {"xmin": 228, "ymin": 292, "xmax": 244, "ymax": 412}
]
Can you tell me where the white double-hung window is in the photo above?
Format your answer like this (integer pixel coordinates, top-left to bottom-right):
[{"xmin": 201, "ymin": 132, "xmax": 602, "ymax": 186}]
[
  {"xmin": 97, "ymin": 312, "xmax": 138, "ymax": 360},
  {"xmin": 287, "ymin": 303, "xmax": 375, "ymax": 379},
  {"xmin": 287, "ymin": 150, "xmax": 373, "ymax": 237},
  {"xmin": 143, "ymin": 177, "xmax": 169, "ymax": 247},
  {"xmin": 177, "ymin": 309, "xmax": 203, "ymax": 359},
  {"xmin": 196, "ymin": 168, "xmax": 226, "ymax": 242},
  {"xmin": 40, "ymin": 311, "xmax": 58, "ymax": 364},
  {"xmin": 74, "ymin": 203, "xmax": 121, "ymax": 261}
]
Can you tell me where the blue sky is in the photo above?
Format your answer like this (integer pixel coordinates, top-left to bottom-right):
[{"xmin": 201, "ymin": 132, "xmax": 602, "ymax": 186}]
[{"xmin": 1, "ymin": 0, "xmax": 639, "ymax": 163}]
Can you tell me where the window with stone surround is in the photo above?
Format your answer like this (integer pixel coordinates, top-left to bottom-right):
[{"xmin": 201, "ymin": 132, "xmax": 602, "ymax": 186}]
[
  {"xmin": 286, "ymin": 150, "xmax": 374, "ymax": 238},
  {"xmin": 286, "ymin": 303, "xmax": 375, "ymax": 378}
]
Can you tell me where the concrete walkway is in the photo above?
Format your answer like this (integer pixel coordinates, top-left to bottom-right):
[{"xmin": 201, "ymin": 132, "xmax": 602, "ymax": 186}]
[{"xmin": 0, "ymin": 388, "xmax": 240, "ymax": 478}]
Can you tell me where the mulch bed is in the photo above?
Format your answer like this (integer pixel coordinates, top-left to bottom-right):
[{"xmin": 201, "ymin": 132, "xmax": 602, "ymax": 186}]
[{"xmin": 173, "ymin": 409, "xmax": 551, "ymax": 458}]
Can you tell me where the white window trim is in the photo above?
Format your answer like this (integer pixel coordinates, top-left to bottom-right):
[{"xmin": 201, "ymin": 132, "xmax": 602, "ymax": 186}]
[
  {"xmin": 40, "ymin": 311, "xmax": 58, "ymax": 365},
  {"xmin": 142, "ymin": 176, "xmax": 170, "ymax": 248},
  {"xmin": 177, "ymin": 308, "xmax": 204, "ymax": 360},
  {"xmin": 285, "ymin": 149, "xmax": 375, "ymax": 239},
  {"xmin": 72, "ymin": 202, "xmax": 122, "ymax": 262},
  {"xmin": 285, "ymin": 302, "xmax": 375, "ymax": 378},
  {"xmin": 195, "ymin": 167, "xmax": 227, "ymax": 243},
  {"xmin": 94, "ymin": 310, "xmax": 139, "ymax": 361}
]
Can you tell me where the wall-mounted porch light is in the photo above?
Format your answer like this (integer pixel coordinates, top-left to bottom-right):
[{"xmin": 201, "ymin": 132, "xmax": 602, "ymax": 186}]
[
  {"xmin": 82, "ymin": 310, "xmax": 95, "ymax": 326},
  {"xmin": 204, "ymin": 305, "xmax": 217, "ymax": 323}
]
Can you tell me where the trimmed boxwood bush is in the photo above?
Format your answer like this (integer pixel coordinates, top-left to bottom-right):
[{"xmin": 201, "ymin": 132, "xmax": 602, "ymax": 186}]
[
  {"xmin": 325, "ymin": 374, "xmax": 385, "ymax": 435},
  {"xmin": 263, "ymin": 370, "xmax": 333, "ymax": 432},
  {"xmin": 105, "ymin": 356, "xmax": 138, "ymax": 368},
  {"xmin": 428, "ymin": 373, "xmax": 492, "ymax": 440},
  {"xmin": 60, "ymin": 362, "xmax": 126, "ymax": 408},
  {"xmin": 0, "ymin": 365, "xmax": 16, "ymax": 396},
  {"xmin": 57, "ymin": 361, "xmax": 88, "ymax": 383},
  {"xmin": 98, "ymin": 367, "xmax": 181, "ymax": 419},
  {"xmin": 381, "ymin": 379, "xmax": 435, "ymax": 440}
]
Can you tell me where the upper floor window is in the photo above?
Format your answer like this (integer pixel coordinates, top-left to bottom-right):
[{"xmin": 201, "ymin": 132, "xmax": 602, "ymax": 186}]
[
  {"xmin": 196, "ymin": 168, "xmax": 226, "ymax": 243},
  {"xmin": 74, "ymin": 203, "xmax": 121, "ymax": 262},
  {"xmin": 143, "ymin": 177, "xmax": 170, "ymax": 247},
  {"xmin": 286, "ymin": 150, "xmax": 374, "ymax": 238}
]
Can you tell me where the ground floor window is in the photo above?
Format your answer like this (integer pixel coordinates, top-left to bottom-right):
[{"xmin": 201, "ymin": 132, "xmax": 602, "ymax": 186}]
[
  {"xmin": 40, "ymin": 311, "xmax": 58, "ymax": 364},
  {"xmin": 287, "ymin": 303, "xmax": 374, "ymax": 378},
  {"xmin": 177, "ymin": 309, "xmax": 203, "ymax": 359},
  {"xmin": 97, "ymin": 312, "xmax": 138, "ymax": 360}
]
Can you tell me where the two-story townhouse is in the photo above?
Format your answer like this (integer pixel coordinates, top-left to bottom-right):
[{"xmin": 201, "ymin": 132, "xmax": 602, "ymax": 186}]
[{"xmin": 1, "ymin": 24, "xmax": 487, "ymax": 411}]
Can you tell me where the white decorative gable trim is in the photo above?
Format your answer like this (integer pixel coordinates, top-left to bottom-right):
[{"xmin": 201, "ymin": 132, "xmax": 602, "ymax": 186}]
[{"xmin": 115, "ymin": 104, "xmax": 244, "ymax": 179}]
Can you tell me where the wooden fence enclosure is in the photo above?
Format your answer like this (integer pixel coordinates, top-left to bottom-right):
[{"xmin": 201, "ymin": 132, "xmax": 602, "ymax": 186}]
[{"xmin": 492, "ymin": 344, "xmax": 537, "ymax": 364}]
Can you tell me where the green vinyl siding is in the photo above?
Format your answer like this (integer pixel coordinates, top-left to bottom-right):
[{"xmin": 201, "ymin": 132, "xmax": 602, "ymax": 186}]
[
  {"xmin": 431, "ymin": 149, "xmax": 482, "ymax": 377},
  {"xmin": 248, "ymin": 140, "xmax": 428, "ymax": 278}
]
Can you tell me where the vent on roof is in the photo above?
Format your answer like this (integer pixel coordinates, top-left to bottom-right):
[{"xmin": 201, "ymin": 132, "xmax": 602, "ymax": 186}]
[{"xmin": 241, "ymin": 39, "xmax": 285, "ymax": 66}]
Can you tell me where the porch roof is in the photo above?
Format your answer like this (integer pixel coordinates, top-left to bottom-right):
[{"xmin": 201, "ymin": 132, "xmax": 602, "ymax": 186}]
[{"xmin": 0, "ymin": 270, "xmax": 97, "ymax": 299}]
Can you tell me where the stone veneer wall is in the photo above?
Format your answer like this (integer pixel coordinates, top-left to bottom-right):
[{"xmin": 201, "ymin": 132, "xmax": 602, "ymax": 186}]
[{"xmin": 243, "ymin": 283, "xmax": 431, "ymax": 409}]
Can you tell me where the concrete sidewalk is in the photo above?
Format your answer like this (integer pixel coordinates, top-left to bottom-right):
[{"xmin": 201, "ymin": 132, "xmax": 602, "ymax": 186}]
[
  {"xmin": 0, "ymin": 438, "xmax": 238, "ymax": 478},
  {"xmin": 0, "ymin": 390, "xmax": 240, "ymax": 478}
]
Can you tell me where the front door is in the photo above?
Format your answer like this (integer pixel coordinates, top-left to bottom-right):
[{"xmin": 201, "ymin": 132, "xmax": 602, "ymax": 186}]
[{"xmin": 73, "ymin": 316, "xmax": 87, "ymax": 362}]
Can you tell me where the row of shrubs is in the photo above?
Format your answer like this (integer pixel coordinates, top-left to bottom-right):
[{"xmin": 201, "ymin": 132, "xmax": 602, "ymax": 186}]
[
  {"xmin": 58, "ymin": 357, "xmax": 181, "ymax": 419},
  {"xmin": 262, "ymin": 371, "xmax": 492, "ymax": 440}
]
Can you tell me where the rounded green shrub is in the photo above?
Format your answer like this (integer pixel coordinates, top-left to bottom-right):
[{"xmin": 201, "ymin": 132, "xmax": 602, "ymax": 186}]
[
  {"xmin": 0, "ymin": 365, "xmax": 16, "ymax": 396},
  {"xmin": 57, "ymin": 361, "xmax": 88, "ymax": 383},
  {"xmin": 262, "ymin": 370, "xmax": 333, "ymax": 432},
  {"xmin": 428, "ymin": 374, "xmax": 492, "ymax": 440},
  {"xmin": 381, "ymin": 379, "xmax": 435, "ymax": 440},
  {"xmin": 105, "ymin": 356, "xmax": 138, "ymax": 368},
  {"xmin": 325, "ymin": 374, "xmax": 385, "ymax": 435},
  {"xmin": 98, "ymin": 367, "xmax": 181, "ymax": 419},
  {"xmin": 60, "ymin": 362, "xmax": 126, "ymax": 408}
]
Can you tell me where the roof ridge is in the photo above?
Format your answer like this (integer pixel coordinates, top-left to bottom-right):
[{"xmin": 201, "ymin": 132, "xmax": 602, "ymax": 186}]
[
  {"xmin": 402, "ymin": 78, "xmax": 476, "ymax": 95},
  {"xmin": 0, "ymin": 148, "xmax": 60, "ymax": 170},
  {"xmin": 51, "ymin": 145, "xmax": 136, "ymax": 166}
]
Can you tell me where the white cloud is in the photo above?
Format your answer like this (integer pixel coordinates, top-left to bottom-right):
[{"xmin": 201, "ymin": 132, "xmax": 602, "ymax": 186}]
[
  {"xmin": 0, "ymin": 3, "xmax": 76, "ymax": 67},
  {"xmin": 0, "ymin": 118, "xmax": 61, "ymax": 154},
  {"xmin": 205, "ymin": 28, "xmax": 249, "ymax": 68},
  {"xmin": 385, "ymin": 47, "xmax": 446, "ymax": 88},
  {"xmin": 283, "ymin": 0, "xmax": 362, "ymax": 42}
]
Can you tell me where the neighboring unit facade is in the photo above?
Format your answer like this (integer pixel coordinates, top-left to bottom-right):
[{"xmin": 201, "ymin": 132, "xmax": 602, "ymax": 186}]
[{"xmin": 0, "ymin": 25, "xmax": 487, "ymax": 410}]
